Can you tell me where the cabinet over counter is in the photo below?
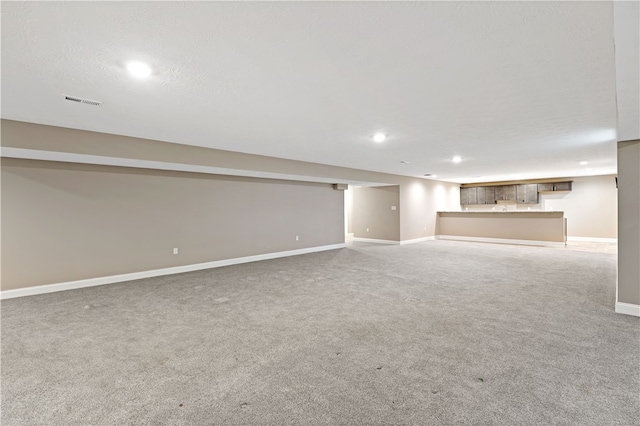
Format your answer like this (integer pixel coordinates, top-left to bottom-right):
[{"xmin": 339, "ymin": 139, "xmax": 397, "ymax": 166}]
[
  {"xmin": 436, "ymin": 211, "xmax": 567, "ymax": 246},
  {"xmin": 460, "ymin": 181, "xmax": 572, "ymax": 205}
]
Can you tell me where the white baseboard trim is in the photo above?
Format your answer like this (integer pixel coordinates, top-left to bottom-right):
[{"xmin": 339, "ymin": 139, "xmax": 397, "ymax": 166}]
[
  {"xmin": 399, "ymin": 236, "xmax": 436, "ymax": 245},
  {"xmin": 0, "ymin": 243, "xmax": 346, "ymax": 300},
  {"xmin": 567, "ymin": 236, "xmax": 618, "ymax": 243},
  {"xmin": 353, "ymin": 237, "xmax": 399, "ymax": 245},
  {"xmin": 615, "ymin": 302, "xmax": 640, "ymax": 317},
  {"xmin": 436, "ymin": 235, "xmax": 565, "ymax": 248}
]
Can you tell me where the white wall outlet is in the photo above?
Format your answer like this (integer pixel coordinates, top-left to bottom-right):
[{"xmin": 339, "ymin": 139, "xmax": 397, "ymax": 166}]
[
  {"xmin": 424, "ymin": 227, "xmax": 427, "ymax": 231},
  {"xmin": 173, "ymin": 248, "xmax": 178, "ymax": 255},
  {"xmin": 295, "ymin": 235, "xmax": 299, "ymax": 241},
  {"xmin": 366, "ymin": 228, "xmax": 370, "ymax": 233},
  {"xmin": 391, "ymin": 206, "xmax": 397, "ymax": 210}
]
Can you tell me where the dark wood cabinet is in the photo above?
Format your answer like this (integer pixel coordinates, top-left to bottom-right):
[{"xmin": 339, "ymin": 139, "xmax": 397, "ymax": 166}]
[
  {"xmin": 516, "ymin": 184, "xmax": 539, "ymax": 204},
  {"xmin": 494, "ymin": 185, "xmax": 516, "ymax": 201},
  {"xmin": 460, "ymin": 187, "xmax": 477, "ymax": 205},
  {"xmin": 537, "ymin": 183, "xmax": 554, "ymax": 192},
  {"xmin": 476, "ymin": 186, "xmax": 495, "ymax": 204},
  {"xmin": 538, "ymin": 181, "xmax": 572, "ymax": 192},
  {"xmin": 553, "ymin": 182, "xmax": 572, "ymax": 191},
  {"xmin": 461, "ymin": 181, "xmax": 571, "ymax": 205}
]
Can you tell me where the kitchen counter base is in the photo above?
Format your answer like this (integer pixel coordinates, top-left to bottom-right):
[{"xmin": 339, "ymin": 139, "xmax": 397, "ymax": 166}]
[{"xmin": 437, "ymin": 211, "xmax": 567, "ymax": 245}]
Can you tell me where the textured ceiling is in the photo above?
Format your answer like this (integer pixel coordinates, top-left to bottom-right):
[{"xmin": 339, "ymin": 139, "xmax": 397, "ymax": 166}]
[{"xmin": 1, "ymin": 1, "xmax": 625, "ymax": 183}]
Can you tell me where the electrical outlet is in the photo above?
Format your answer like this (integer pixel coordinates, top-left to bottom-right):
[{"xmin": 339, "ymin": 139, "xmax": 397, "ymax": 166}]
[
  {"xmin": 296, "ymin": 235, "xmax": 299, "ymax": 241},
  {"xmin": 173, "ymin": 248, "xmax": 178, "ymax": 255},
  {"xmin": 391, "ymin": 206, "xmax": 397, "ymax": 210},
  {"xmin": 366, "ymin": 228, "xmax": 369, "ymax": 233}
]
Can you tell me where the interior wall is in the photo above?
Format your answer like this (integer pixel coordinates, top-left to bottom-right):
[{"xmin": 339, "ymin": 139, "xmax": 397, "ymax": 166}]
[
  {"xmin": 344, "ymin": 186, "xmax": 353, "ymax": 235},
  {"xmin": 1, "ymin": 158, "xmax": 345, "ymax": 290},
  {"xmin": 459, "ymin": 175, "xmax": 618, "ymax": 238},
  {"xmin": 351, "ymin": 186, "xmax": 400, "ymax": 241},
  {"xmin": 543, "ymin": 175, "xmax": 617, "ymax": 238},
  {"xmin": 617, "ymin": 141, "xmax": 640, "ymax": 306},
  {"xmin": 401, "ymin": 180, "xmax": 460, "ymax": 240},
  {"xmin": 1, "ymin": 119, "xmax": 460, "ymax": 247}
]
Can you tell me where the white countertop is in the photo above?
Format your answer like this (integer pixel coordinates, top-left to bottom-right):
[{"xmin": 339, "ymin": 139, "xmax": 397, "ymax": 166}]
[{"xmin": 438, "ymin": 211, "xmax": 564, "ymax": 214}]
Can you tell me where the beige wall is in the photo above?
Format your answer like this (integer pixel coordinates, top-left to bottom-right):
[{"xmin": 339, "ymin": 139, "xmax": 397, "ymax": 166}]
[
  {"xmin": 459, "ymin": 175, "xmax": 618, "ymax": 239},
  {"xmin": 1, "ymin": 159, "xmax": 344, "ymax": 290},
  {"xmin": 400, "ymin": 180, "xmax": 460, "ymax": 241},
  {"xmin": 1, "ymin": 119, "xmax": 461, "ymax": 242},
  {"xmin": 617, "ymin": 141, "xmax": 640, "ymax": 306},
  {"xmin": 542, "ymin": 175, "xmax": 617, "ymax": 239},
  {"xmin": 1, "ymin": 120, "xmax": 461, "ymax": 291},
  {"xmin": 345, "ymin": 187, "xmax": 353, "ymax": 235},
  {"xmin": 352, "ymin": 186, "xmax": 400, "ymax": 241}
]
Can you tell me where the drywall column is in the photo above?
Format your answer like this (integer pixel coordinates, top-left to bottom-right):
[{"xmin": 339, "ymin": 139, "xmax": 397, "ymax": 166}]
[{"xmin": 616, "ymin": 140, "xmax": 640, "ymax": 316}]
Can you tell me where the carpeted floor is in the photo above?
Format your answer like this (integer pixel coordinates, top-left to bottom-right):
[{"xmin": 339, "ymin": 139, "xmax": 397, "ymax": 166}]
[{"xmin": 1, "ymin": 240, "xmax": 638, "ymax": 425}]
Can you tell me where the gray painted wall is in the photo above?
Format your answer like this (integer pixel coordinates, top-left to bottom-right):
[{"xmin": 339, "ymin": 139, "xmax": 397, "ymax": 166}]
[
  {"xmin": 1, "ymin": 159, "xmax": 344, "ymax": 290},
  {"xmin": 617, "ymin": 140, "xmax": 640, "ymax": 306},
  {"xmin": 352, "ymin": 186, "xmax": 400, "ymax": 241}
]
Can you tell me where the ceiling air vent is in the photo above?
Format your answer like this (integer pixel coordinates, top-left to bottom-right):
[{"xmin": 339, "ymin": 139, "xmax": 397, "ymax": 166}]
[{"xmin": 64, "ymin": 95, "xmax": 102, "ymax": 106}]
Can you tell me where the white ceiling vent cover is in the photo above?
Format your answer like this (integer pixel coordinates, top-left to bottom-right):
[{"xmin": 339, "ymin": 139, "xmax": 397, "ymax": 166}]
[{"xmin": 64, "ymin": 95, "xmax": 102, "ymax": 106}]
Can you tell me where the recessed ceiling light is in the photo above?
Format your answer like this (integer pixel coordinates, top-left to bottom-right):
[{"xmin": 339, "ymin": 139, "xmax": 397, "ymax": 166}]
[
  {"xmin": 373, "ymin": 133, "xmax": 386, "ymax": 143},
  {"xmin": 423, "ymin": 174, "xmax": 438, "ymax": 178},
  {"xmin": 400, "ymin": 160, "xmax": 410, "ymax": 164},
  {"xmin": 127, "ymin": 61, "xmax": 152, "ymax": 78},
  {"xmin": 579, "ymin": 161, "xmax": 588, "ymax": 166},
  {"xmin": 452, "ymin": 156, "xmax": 462, "ymax": 163}
]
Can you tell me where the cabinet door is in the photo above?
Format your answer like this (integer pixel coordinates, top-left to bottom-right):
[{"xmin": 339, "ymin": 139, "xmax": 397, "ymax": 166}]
[
  {"xmin": 516, "ymin": 184, "xmax": 539, "ymax": 204},
  {"xmin": 554, "ymin": 182, "xmax": 572, "ymax": 191},
  {"xmin": 477, "ymin": 186, "xmax": 495, "ymax": 204},
  {"xmin": 476, "ymin": 187, "xmax": 485, "ymax": 204},
  {"xmin": 466, "ymin": 187, "xmax": 478, "ymax": 205},
  {"xmin": 538, "ymin": 183, "xmax": 554, "ymax": 192},
  {"xmin": 460, "ymin": 187, "xmax": 478, "ymax": 205},
  {"xmin": 495, "ymin": 185, "xmax": 516, "ymax": 201},
  {"xmin": 460, "ymin": 187, "xmax": 469, "ymax": 205}
]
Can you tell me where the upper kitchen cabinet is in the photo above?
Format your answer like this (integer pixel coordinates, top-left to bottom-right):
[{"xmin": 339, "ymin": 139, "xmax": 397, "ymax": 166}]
[
  {"xmin": 494, "ymin": 185, "xmax": 516, "ymax": 202},
  {"xmin": 476, "ymin": 186, "xmax": 496, "ymax": 204},
  {"xmin": 537, "ymin": 181, "xmax": 572, "ymax": 192},
  {"xmin": 460, "ymin": 187, "xmax": 478, "ymax": 205},
  {"xmin": 553, "ymin": 182, "xmax": 572, "ymax": 191},
  {"xmin": 516, "ymin": 184, "xmax": 539, "ymax": 204}
]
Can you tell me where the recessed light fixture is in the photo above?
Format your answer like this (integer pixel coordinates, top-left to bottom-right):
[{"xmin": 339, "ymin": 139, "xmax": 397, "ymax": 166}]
[
  {"xmin": 400, "ymin": 160, "xmax": 410, "ymax": 164},
  {"xmin": 373, "ymin": 133, "xmax": 386, "ymax": 143},
  {"xmin": 127, "ymin": 61, "xmax": 152, "ymax": 78},
  {"xmin": 579, "ymin": 161, "xmax": 589, "ymax": 166},
  {"xmin": 452, "ymin": 156, "xmax": 462, "ymax": 163}
]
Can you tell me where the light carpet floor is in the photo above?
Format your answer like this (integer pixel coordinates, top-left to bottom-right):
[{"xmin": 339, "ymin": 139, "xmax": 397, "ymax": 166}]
[{"xmin": 1, "ymin": 240, "xmax": 639, "ymax": 425}]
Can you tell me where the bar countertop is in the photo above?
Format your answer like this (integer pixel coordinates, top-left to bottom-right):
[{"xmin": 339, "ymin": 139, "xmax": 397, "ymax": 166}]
[{"xmin": 438, "ymin": 211, "xmax": 564, "ymax": 215}]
